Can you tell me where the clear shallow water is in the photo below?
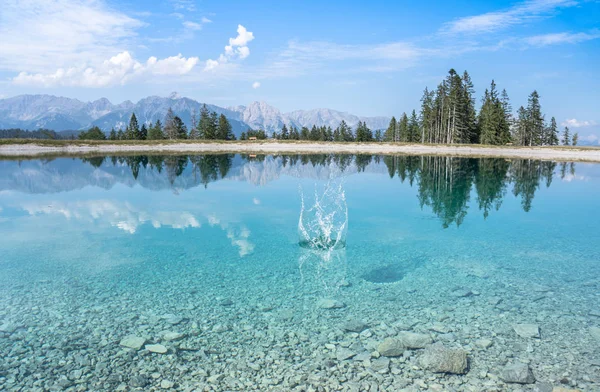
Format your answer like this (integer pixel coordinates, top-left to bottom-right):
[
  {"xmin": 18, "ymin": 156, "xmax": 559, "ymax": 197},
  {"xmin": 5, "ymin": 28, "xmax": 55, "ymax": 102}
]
[{"xmin": 0, "ymin": 154, "xmax": 599, "ymax": 391}]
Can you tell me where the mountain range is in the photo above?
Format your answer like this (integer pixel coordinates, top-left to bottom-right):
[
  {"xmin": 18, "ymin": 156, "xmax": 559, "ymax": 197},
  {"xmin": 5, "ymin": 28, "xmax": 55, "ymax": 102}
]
[{"xmin": 0, "ymin": 93, "xmax": 391, "ymax": 137}]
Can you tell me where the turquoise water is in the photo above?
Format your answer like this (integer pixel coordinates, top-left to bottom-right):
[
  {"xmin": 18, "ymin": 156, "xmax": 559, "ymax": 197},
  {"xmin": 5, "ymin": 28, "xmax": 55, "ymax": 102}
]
[{"xmin": 0, "ymin": 154, "xmax": 599, "ymax": 391}]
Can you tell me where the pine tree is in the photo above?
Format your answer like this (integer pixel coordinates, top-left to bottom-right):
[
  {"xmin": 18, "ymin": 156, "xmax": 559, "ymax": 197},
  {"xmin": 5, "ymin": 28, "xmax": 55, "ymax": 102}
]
[
  {"xmin": 546, "ymin": 117, "xmax": 559, "ymax": 146},
  {"xmin": 398, "ymin": 113, "xmax": 409, "ymax": 142},
  {"xmin": 280, "ymin": 124, "xmax": 289, "ymax": 140},
  {"xmin": 207, "ymin": 111, "xmax": 218, "ymax": 139},
  {"xmin": 217, "ymin": 114, "xmax": 235, "ymax": 140},
  {"xmin": 174, "ymin": 116, "xmax": 188, "ymax": 139},
  {"xmin": 384, "ymin": 117, "xmax": 397, "ymax": 142},
  {"xmin": 355, "ymin": 121, "xmax": 373, "ymax": 142},
  {"xmin": 164, "ymin": 108, "xmax": 177, "ymax": 139},
  {"xmin": 147, "ymin": 120, "xmax": 164, "ymax": 140},
  {"xmin": 126, "ymin": 113, "xmax": 140, "ymax": 140},
  {"xmin": 562, "ymin": 126, "xmax": 571, "ymax": 146},
  {"xmin": 408, "ymin": 110, "xmax": 419, "ymax": 143},
  {"xmin": 419, "ymin": 87, "xmax": 435, "ymax": 143},
  {"xmin": 572, "ymin": 132, "xmax": 578, "ymax": 146},
  {"xmin": 197, "ymin": 104, "xmax": 211, "ymax": 139},
  {"xmin": 462, "ymin": 71, "xmax": 478, "ymax": 143},
  {"xmin": 117, "ymin": 129, "xmax": 124, "ymax": 140},
  {"xmin": 109, "ymin": 128, "xmax": 117, "ymax": 140},
  {"xmin": 140, "ymin": 124, "xmax": 147, "ymax": 140},
  {"xmin": 525, "ymin": 90, "xmax": 544, "ymax": 146}
]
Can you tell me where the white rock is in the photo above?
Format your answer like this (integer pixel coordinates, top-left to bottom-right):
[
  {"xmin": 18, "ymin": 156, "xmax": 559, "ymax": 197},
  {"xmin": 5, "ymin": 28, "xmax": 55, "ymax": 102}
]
[
  {"xmin": 163, "ymin": 332, "xmax": 185, "ymax": 341},
  {"xmin": 160, "ymin": 380, "xmax": 175, "ymax": 389},
  {"xmin": 513, "ymin": 324, "xmax": 540, "ymax": 339},
  {"xmin": 146, "ymin": 344, "xmax": 168, "ymax": 354},
  {"xmin": 119, "ymin": 336, "xmax": 146, "ymax": 350},
  {"xmin": 590, "ymin": 326, "xmax": 600, "ymax": 341}
]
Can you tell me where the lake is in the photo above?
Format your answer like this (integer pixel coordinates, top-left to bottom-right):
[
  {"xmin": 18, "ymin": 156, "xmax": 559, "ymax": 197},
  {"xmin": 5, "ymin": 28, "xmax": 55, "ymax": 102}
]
[{"xmin": 0, "ymin": 154, "xmax": 599, "ymax": 391}]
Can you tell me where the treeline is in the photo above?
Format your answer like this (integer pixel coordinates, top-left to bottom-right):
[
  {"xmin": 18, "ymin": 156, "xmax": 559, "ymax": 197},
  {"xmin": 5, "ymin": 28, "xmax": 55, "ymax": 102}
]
[
  {"xmin": 0, "ymin": 128, "xmax": 66, "ymax": 139},
  {"xmin": 78, "ymin": 104, "xmax": 237, "ymax": 141},
  {"xmin": 270, "ymin": 121, "xmax": 380, "ymax": 142}
]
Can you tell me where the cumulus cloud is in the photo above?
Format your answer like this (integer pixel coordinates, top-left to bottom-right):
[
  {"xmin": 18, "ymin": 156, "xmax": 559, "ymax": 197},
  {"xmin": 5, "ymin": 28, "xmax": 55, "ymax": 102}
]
[
  {"xmin": 13, "ymin": 51, "xmax": 199, "ymax": 87},
  {"xmin": 252, "ymin": 81, "xmax": 261, "ymax": 89},
  {"xmin": 204, "ymin": 25, "xmax": 255, "ymax": 71},
  {"xmin": 561, "ymin": 119, "xmax": 598, "ymax": 128},
  {"xmin": 0, "ymin": 0, "xmax": 143, "ymax": 73}
]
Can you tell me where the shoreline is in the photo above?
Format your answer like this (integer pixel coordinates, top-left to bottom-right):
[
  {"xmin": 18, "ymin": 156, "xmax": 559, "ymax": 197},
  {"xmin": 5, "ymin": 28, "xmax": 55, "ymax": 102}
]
[{"xmin": 1, "ymin": 141, "xmax": 600, "ymax": 162}]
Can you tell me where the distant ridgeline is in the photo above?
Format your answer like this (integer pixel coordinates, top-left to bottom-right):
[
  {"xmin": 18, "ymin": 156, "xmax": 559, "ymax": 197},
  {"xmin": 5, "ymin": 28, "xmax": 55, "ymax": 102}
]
[
  {"xmin": 0, "ymin": 69, "xmax": 580, "ymax": 146},
  {"xmin": 6, "ymin": 154, "xmax": 575, "ymax": 228}
]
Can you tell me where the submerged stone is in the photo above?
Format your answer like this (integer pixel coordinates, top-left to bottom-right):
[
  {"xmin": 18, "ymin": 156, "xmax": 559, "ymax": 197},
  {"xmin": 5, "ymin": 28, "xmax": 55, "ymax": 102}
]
[
  {"xmin": 397, "ymin": 331, "xmax": 433, "ymax": 349},
  {"xmin": 513, "ymin": 324, "xmax": 540, "ymax": 339},
  {"xmin": 146, "ymin": 344, "xmax": 168, "ymax": 354},
  {"xmin": 419, "ymin": 343, "xmax": 468, "ymax": 374},
  {"xmin": 119, "ymin": 336, "xmax": 146, "ymax": 350},
  {"xmin": 341, "ymin": 319, "xmax": 369, "ymax": 333},
  {"xmin": 377, "ymin": 338, "xmax": 405, "ymax": 357},
  {"xmin": 500, "ymin": 362, "xmax": 536, "ymax": 384},
  {"xmin": 362, "ymin": 265, "xmax": 406, "ymax": 283}
]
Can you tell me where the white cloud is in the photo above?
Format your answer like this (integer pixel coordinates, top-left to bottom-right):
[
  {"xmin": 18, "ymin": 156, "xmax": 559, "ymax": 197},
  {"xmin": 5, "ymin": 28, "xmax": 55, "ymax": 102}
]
[
  {"xmin": 13, "ymin": 51, "xmax": 199, "ymax": 87},
  {"xmin": 0, "ymin": 0, "xmax": 143, "ymax": 73},
  {"xmin": 183, "ymin": 21, "xmax": 203, "ymax": 31},
  {"xmin": 201, "ymin": 17, "xmax": 213, "ymax": 24},
  {"xmin": 252, "ymin": 197, "xmax": 261, "ymax": 204},
  {"xmin": 252, "ymin": 82, "xmax": 261, "ymax": 89},
  {"xmin": 561, "ymin": 119, "xmax": 598, "ymax": 128},
  {"xmin": 205, "ymin": 25, "xmax": 255, "ymax": 71},
  {"xmin": 443, "ymin": 0, "xmax": 578, "ymax": 34},
  {"xmin": 524, "ymin": 30, "xmax": 600, "ymax": 46}
]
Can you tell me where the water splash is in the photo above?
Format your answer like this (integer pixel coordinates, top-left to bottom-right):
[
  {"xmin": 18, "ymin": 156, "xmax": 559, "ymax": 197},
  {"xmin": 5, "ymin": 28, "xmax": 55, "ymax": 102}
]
[
  {"xmin": 298, "ymin": 179, "xmax": 348, "ymax": 251},
  {"xmin": 297, "ymin": 177, "xmax": 349, "ymax": 291}
]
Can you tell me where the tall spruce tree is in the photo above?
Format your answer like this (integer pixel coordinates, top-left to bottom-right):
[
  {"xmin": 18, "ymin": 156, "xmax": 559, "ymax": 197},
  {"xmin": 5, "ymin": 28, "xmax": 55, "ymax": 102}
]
[
  {"xmin": 547, "ymin": 117, "xmax": 559, "ymax": 146},
  {"xmin": 562, "ymin": 126, "xmax": 571, "ymax": 146},
  {"xmin": 398, "ymin": 113, "xmax": 409, "ymax": 142},
  {"xmin": 408, "ymin": 110, "xmax": 419, "ymax": 143},
  {"xmin": 126, "ymin": 113, "xmax": 140, "ymax": 140},
  {"xmin": 147, "ymin": 120, "xmax": 164, "ymax": 140},
  {"xmin": 572, "ymin": 132, "xmax": 578, "ymax": 146},
  {"xmin": 174, "ymin": 116, "xmax": 188, "ymax": 139},
  {"xmin": 384, "ymin": 116, "xmax": 397, "ymax": 142},
  {"xmin": 217, "ymin": 114, "xmax": 235, "ymax": 140}
]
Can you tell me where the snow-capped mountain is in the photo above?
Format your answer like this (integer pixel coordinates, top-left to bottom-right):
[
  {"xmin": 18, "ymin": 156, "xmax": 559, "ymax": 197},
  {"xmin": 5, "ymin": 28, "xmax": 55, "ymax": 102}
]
[{"xmin": 0, "ymin": 93, "xmax": 391, "ymax": 136}]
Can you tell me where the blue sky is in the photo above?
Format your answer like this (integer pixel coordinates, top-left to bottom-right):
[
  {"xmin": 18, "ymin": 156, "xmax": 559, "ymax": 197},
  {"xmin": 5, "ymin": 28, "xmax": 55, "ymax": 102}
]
[{"xmin": 0, "ymin": 0, "xmax": 599, "ymax": 141}]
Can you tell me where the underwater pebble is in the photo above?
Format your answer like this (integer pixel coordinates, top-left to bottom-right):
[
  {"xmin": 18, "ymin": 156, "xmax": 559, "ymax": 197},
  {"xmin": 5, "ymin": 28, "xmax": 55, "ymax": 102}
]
[
  {"xmin": 146, "ymin": 344, "xmax": 168, "ymax": 354},
  {"xmin": 513, "ymin": 324, "xmax": 540, "ymax": 338},
  {"xmin": 317, "ymin": 299, "xmax": 345, "ymax": 309},
  {"xmin": 119, "ymin": 336, "xmax": 146, "ymax": 350},
  {"xmin": 419, "ymin": 343, "xmax": 468, "ymax": 374},
  {"xmin": 500, "ymin": 362, "xmax": 536, "ymax": 384}
]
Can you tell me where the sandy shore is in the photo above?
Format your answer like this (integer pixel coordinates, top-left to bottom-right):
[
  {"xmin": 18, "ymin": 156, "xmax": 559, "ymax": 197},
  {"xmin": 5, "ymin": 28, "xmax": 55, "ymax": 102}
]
[{"xmin": 1, "ymin": 142, "xmax": 600, "ymax": 162}]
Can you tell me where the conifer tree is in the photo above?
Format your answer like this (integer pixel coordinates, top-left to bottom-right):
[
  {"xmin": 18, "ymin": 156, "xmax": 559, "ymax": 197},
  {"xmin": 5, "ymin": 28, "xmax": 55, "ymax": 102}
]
[
  {"xmin": 408, "ymin": 110, "xmax": 419, "ymax": 143},
  {"xmin": 280, "ymin": 124, "xmax": 289, "ymax": 140},
  {"xmin": 147, "ymin": 120, "xmax": 164, "ymax": 140},
  {"xmin": 398, "ymin": 113, "xmax": 409, "ymax": 142},
  {"xmin": 547, "ymin": 117, "xmax": 559, "ymax": 146},
  {"xmin": 384, "ymin": 117, "xmax": 397, "ymax": 141},
  {"xmin": 126, "ymin": 113, "xmax": 140, "ymax": 140},
  {"xmin": 140, "ymin": 124, "xmax": 148, "ymax": 140},
  {"xmin": 174, "ymin": 116, "xmax": 188, "ymax": 139},
  {"xmin": 109, "ymin": 128, "xmax": 117, "ymax": 140},
  {"xmin": 117, "ymin": 129, "xmax": 124, "ymax": 140},
  {"xmin": 572, "ymin": 132, "xmax": 578, "ymax": 146},
  {"xmin": 355, "ymin": 121, "xmax": 373, "ymax": 142},
  {"xmin": 562, "ymin": 126, "xmax": 571, "ymax": 146},
  {"xmin": 217, "ymin": 114, "xmax": 235, "ymax": 140},
  {"xmin": 197, "ymin": 104, "xmax": 211, "ymax": 139}
]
